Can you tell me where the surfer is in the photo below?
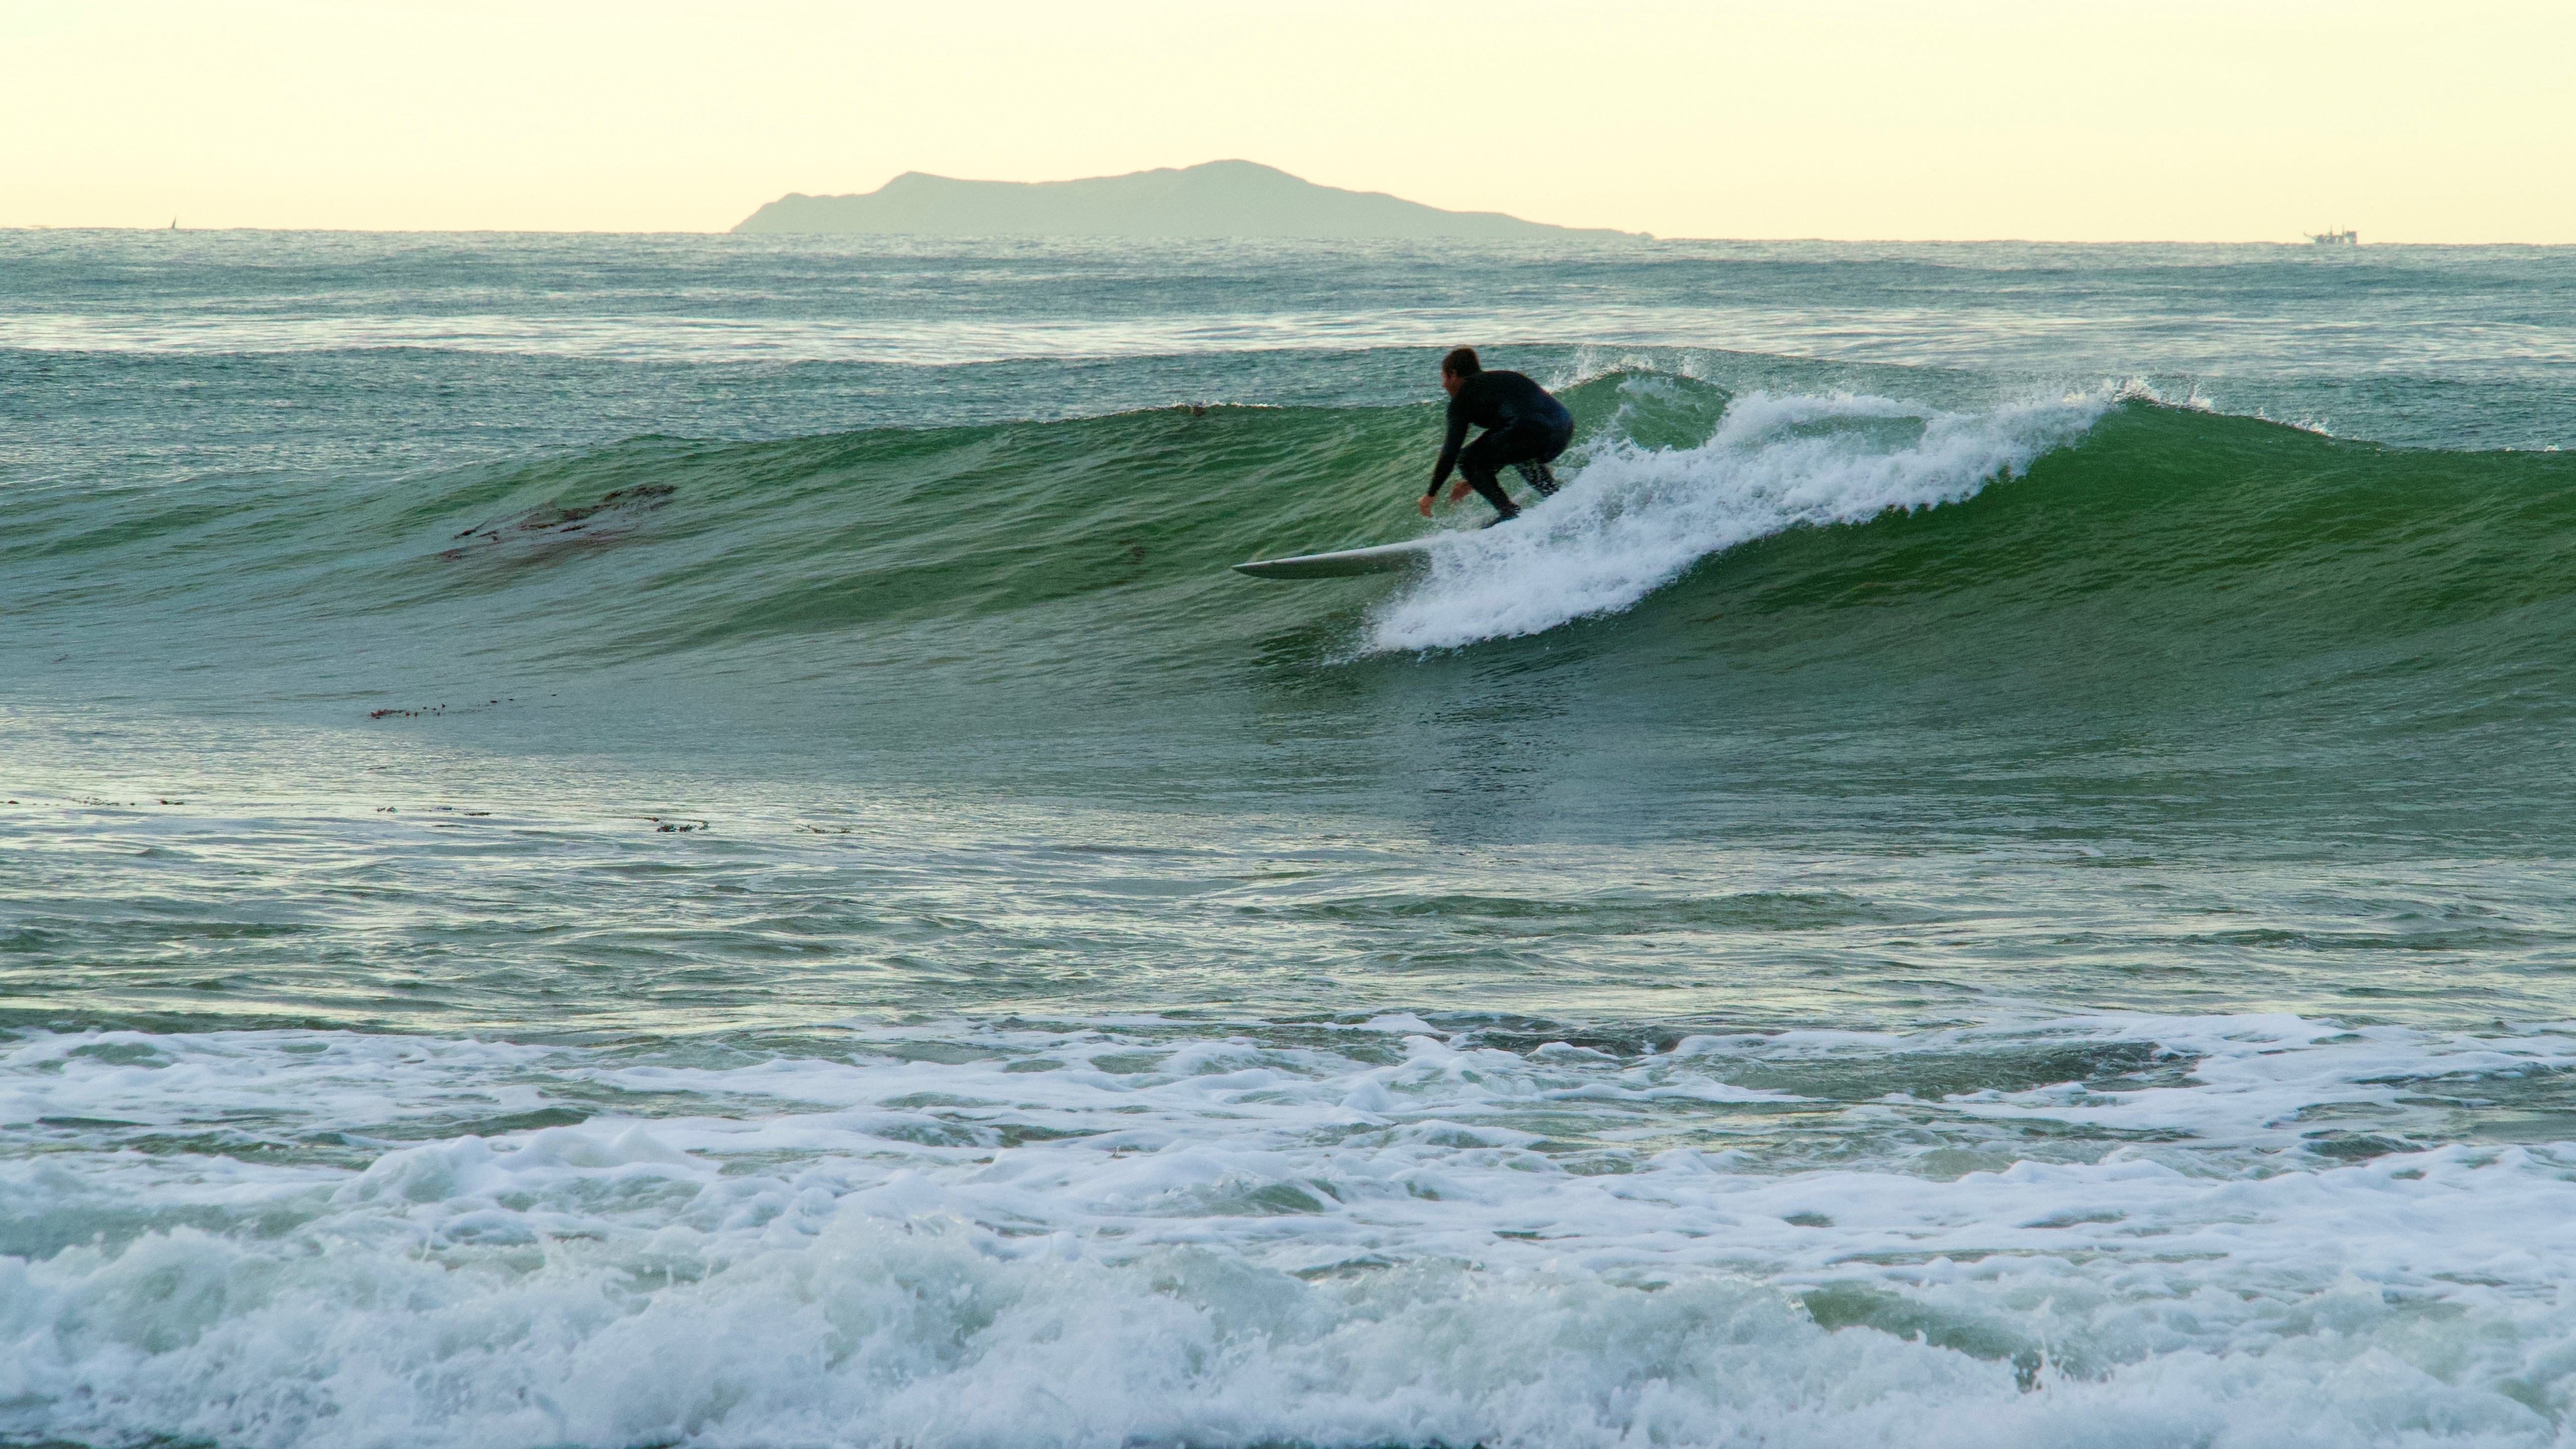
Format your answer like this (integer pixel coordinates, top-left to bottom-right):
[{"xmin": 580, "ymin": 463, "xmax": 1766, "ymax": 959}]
[{"xmin": 1422, "ymin": 347, "xmax": 1573, "ymax": 523}]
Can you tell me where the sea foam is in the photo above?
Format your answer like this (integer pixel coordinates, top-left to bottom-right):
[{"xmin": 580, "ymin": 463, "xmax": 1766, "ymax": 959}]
[
  {"xmin": 7, "ymin": 1016, "xmax": 2576, "ymax": 1448},
  {"xmin": 1367, "ymin": 385, "xmax": 2111, "ymax": 652}
]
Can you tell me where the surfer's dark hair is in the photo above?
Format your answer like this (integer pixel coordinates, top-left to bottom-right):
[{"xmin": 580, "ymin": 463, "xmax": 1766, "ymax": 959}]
[{"xmin": 1442, "ymin": 347, "xmax": 1481, "ymax": 377}]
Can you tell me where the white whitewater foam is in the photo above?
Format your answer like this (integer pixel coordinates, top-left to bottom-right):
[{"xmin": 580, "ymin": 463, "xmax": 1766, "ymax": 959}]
[
  {"xmin": 1367, "ymin": 388, "xmax": 2112, "ymax": 652},
  {"xmin": 7, "ymin": 1015, "xmax": 2576, "ymax": 1448}
]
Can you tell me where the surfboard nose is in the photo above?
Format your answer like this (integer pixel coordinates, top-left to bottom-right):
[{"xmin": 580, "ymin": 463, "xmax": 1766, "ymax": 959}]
[{"xmin": 1231, "ymin": 538, "xmax": 1438, "ymax": 580}]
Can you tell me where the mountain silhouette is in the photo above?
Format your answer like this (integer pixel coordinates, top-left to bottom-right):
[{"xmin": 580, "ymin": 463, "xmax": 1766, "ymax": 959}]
[{"xmin": 733, "ymin": 160, "xmax": 1640, "ymax": 239}]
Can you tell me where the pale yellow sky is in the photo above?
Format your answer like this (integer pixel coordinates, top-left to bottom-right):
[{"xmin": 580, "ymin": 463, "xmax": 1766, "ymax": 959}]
[{"xmin": 6, "ymin": 0, "xmax": 2571, "ymax": 241}]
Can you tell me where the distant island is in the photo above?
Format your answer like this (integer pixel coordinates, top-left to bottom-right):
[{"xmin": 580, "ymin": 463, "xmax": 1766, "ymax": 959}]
[{"xmin": 732, "ymin": 160, "xmax": 1644, "ymax": 240}]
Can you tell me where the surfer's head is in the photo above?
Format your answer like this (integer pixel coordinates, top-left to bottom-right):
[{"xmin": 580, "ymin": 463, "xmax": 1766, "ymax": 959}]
[{"xmin": 1441, "ymin": 346, "xmax": 1480, "ymax": 395}]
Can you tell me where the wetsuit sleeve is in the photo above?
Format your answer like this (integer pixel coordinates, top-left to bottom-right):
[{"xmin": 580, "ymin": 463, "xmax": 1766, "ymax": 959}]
[{"xmin": 1428, "ymin": 393, "xmax": 1471, "ymax": 495}]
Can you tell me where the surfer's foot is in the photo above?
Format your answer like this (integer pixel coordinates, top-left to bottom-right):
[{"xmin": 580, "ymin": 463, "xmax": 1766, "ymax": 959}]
[{"xmin": 1481, "ymin": 512, "xmax": 1519, "ymax": 528}]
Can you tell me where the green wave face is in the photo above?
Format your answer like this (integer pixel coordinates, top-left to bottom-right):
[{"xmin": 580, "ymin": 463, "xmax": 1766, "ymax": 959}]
[
  {"xmin": 1620, "ymin": 401, "xmax": 2576, "ymax": 696},
  {"xmin": 8, "ymin": 373, "xmax": 2572, "ymax": 820}
]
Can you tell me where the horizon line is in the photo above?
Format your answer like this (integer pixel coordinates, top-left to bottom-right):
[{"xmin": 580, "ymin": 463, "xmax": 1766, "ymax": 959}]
[{"xmin": 7, "ymin": 224, "xmax": 2565, "ymax": 247}]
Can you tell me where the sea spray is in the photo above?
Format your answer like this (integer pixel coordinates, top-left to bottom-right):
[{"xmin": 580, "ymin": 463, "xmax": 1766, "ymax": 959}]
[{"xmin": 1367, "ymin": 389, "xmax": 2112, "ymax": 651}]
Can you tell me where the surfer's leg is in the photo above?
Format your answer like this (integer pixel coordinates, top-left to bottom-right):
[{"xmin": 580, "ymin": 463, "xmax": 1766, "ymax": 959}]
[
  {"xmin": 1490, "ymin": 420, "xmax": 1573, "ymax": 499},
  {"xmin": 1456, "ymin": 431, "xmax": 1521, "ymax": 520},
  {"xmin": 1511, "ymin": 419, "xmax": 1574, "ymax": 496},
  {"xmin": 1461, "ymin": 465, "xmax": 1519, "ymax": 519}
]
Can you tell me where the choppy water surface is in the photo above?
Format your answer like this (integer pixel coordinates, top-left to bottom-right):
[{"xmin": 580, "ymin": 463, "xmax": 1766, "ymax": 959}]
[{"xmin": 5, "ymin": 231, "xmax": 2576, "ymax": 1449}]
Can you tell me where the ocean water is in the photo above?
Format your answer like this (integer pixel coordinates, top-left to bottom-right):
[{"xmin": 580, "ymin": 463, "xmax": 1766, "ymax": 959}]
[{"xmin": 5, "ymin": 230, "xmax": 2576, "ymax": 1449}]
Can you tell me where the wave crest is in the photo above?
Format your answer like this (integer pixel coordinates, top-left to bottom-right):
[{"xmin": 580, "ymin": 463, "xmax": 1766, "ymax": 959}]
[{"xmin": 1366, "ymin": 388, "xmax": 2112, "ymax": 651}]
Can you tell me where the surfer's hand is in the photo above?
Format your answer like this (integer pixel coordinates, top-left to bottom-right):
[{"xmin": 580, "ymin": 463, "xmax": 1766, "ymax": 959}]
[
  {"xmin": 1446, "ymin": 481, "xmax": 1472, "ymax": 504},
  {"xmin": 1418, "ymin": 493, "xmax": 1434, "ymax": 518}
]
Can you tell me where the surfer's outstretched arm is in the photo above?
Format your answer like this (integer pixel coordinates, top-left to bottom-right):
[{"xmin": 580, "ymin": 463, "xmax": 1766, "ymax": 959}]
[{"xmin": 1422, "ymin": 402, "xmax": 1472, "ymax": 516}]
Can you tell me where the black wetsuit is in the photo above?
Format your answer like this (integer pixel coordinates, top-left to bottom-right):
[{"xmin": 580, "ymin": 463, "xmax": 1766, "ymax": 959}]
[{"xmin": 1429, "ymin": 370, "xmax": 1575, "ymax": 521}]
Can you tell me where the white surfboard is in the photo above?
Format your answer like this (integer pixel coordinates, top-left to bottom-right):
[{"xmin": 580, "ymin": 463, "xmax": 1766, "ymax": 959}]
[{"xmin": 1232, "ymin": 537, "xmax": 1439, "ymax": 580}]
